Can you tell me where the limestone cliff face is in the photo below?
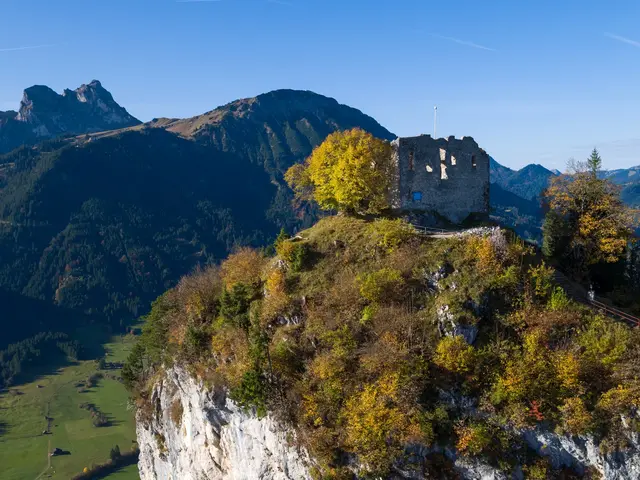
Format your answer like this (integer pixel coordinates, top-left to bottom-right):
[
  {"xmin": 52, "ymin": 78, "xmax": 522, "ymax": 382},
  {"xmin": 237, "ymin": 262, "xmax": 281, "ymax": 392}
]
[
  {"xmin": 136, "ymin": 366, "xmax": 313, "ymax": 480},
  {"xmin": 522, "ymin": 428, "xmax": 640, "ymax": 479},
  {"xmin": 136, "ymin": 366, "xmax": 640, "ymax": 480}
]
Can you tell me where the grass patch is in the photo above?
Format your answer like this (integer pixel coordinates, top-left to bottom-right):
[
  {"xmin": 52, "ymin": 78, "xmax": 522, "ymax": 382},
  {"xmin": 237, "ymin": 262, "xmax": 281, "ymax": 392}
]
[{"xmin": 0, "ymin": 331, "xmax": 140, "ymax": 480}]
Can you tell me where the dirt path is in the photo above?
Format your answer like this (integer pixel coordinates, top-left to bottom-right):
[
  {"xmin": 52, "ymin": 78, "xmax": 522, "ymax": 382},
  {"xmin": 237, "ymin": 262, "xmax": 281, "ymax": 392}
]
[{"xmin": 34, "ymin": 438, "xmax": 51, "ymax": 480}]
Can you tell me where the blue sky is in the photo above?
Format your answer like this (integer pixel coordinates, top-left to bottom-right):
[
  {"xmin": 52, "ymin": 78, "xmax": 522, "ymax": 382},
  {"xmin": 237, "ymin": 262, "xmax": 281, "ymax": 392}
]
[{"xmin": 1, "ymin": 0, "xmax": 639, "ymax": 170}]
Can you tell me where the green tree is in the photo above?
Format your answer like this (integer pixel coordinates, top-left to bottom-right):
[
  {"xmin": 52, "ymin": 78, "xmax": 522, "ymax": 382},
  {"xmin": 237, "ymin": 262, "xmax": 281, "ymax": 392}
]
[
  {"xmin": 266, "ymin": 227, "xmax": 290, "ymax": 257},
  {"xmin": 542, "ymin": 209, "xmax": 568, "ymax": 260},
  {"xmin": 274, "ymin": 228, "xmax": 290, "ymax": 248},
  {"xmin": 122, "ymin": 342, "xmax": 145, "ymax": 391},
  {"xmin": 587, "ymin": 148, "xmax": 602, "ymax": 177},
  {"xmin": 109, "ymin": 444, "xmax": 121, "ymax": 462},
  {"xmin": 219, "ymin": 283, "xmax": 254, "ymax": 330},
  {"xmin": 285, "ymin": 128, "xmax": 393, "ymax": 215}
]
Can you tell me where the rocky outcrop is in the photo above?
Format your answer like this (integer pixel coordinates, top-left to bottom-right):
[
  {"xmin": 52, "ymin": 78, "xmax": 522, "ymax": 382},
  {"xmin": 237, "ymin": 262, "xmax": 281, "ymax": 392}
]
[
  {"xmin": 136, "ymin": 366, "xmax": 313, "ymax": 480},
  {"xmin": 522, "ymin": 427, "xmax": 640, "ymax": 479},
  {"xmin": 437, "ymin": 304, "xmax": 479, "ymax": 344},
  {"xmin": 0, "ymin": 80, "xmax": 140, "ymax": 153},
  {"xmin": 424, "ymin": 263, "xmax": 480, "ymax": 345}
]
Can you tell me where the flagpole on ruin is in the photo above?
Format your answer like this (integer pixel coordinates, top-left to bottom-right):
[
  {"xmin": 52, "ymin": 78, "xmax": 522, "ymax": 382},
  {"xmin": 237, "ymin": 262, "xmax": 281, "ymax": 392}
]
[{"xmin": 433, "ymin": 105, "xmax": 437, "ymax": 138}]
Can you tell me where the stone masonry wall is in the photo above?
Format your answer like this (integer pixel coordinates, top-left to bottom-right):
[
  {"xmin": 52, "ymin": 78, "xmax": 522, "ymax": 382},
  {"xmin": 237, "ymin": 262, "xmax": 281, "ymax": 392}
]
[{"xmin": 390, "ymin": 135, "xmax": 490, "ymax": 224}]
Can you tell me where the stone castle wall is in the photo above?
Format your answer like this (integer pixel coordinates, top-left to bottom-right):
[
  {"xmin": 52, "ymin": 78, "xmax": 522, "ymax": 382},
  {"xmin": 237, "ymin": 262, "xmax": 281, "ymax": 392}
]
[{"xmin": 390, "ymin": 135, "xmax": 490, "ymax": 224}]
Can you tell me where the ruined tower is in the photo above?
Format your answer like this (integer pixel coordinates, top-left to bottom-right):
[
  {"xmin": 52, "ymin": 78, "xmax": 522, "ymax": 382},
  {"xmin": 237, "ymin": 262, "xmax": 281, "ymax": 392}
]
[{"xmin": 390, "ymin": 135, "xmax": 490, "ymax": 224}]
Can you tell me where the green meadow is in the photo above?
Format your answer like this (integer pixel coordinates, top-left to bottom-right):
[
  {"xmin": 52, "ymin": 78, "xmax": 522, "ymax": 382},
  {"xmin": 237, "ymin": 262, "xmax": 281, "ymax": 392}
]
[{"xmin": 0, "ymin": 333, "xmax": 140, "ymax": 480}]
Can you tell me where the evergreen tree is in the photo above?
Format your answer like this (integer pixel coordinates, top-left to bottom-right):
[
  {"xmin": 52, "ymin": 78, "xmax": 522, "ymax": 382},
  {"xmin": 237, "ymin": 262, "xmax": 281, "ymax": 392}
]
[
  {"xmin": 587, "ymin": 148, "xmax": 602, "ymax": 178},
  {"xmin": 542, "ymin": 209, "xmax": 567, "ymax": 260},
  {"xmin": 274, "ymin": 228, "xmax": 290, "ymax": 247}
]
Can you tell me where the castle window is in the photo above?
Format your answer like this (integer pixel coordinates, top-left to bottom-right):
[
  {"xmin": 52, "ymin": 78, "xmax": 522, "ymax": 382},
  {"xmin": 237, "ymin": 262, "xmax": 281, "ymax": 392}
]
[
  {"xmin": 440, "ymin": 152, "xmax": 448, "ymax": 180},
  {"xmin": 440, "ymin": 162, "xmax": 448, "ymax": 180},
  {"xmin": 451, "ymin": 155, "xmax": 457, "ymax": 166},
  {"xmin": 426, "ymin": 165, "xmax": 433, "ymax": 173},
  {"xmin": 412, "ymin": 191, "xmax": 422, "ymax": 202},
  {"xmin": 408, "ymin": 150, "xmax": 414, "ymax": 171},
  {"xmin": 472, "ymin": 155, "xmax": 477, "ymax": 168}
]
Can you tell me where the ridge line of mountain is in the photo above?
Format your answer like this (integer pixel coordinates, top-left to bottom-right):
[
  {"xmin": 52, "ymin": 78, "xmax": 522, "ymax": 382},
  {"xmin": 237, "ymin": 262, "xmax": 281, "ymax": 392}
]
[{"xmin": 0, "ymin": 80, "xmax": 140, "ymax": 153}]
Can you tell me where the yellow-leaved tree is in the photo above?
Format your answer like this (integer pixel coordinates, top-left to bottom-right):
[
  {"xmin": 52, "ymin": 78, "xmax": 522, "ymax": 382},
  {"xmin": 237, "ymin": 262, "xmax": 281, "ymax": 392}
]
[
  {"xmin": 285, "ymin": 128, "xmax": 393, "ymax": 215},
  {"xmin": 543, "ymin": 148, "xmax": 636, "ymax": 274}
]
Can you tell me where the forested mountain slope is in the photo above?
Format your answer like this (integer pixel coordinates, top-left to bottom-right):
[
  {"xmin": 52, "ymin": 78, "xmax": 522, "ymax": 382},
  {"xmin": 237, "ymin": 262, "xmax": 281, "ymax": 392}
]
[{"xmin": 0, "ymin": 130, "xmax": 274, "ymax": 323}]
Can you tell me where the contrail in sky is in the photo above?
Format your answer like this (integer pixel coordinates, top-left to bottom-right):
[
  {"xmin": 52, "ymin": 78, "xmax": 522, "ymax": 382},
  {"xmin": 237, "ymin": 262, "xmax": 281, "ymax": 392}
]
[
  {"xmin": 605, "ymin": 33, "xmax": 640, "ymax": 48},
  {"xmin": 0, "ymin": 44, "xmax": 58, "ymax": 53},
  {"xmin": 430, "ymin": 34, "xmax": 496, "ymax": 52}
]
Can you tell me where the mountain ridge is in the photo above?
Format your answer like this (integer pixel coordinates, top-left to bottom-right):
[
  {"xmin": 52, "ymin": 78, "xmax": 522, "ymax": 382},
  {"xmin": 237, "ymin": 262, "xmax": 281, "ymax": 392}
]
[{"xmin": 0, "ymin": 80, "xmax": 140, "ymax": 153}]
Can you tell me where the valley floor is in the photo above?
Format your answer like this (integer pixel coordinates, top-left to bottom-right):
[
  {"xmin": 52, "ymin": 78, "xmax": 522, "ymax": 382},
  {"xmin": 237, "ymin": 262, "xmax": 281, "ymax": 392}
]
[{"xmin": 0, "ymin": 333, "xmax": 139, "ymax": 480}]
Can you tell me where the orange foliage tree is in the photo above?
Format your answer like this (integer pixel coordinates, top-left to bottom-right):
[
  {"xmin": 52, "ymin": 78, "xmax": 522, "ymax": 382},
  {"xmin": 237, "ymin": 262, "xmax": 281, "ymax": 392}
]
[
  {"xmin": 543, "ymin": 149, "xmax": 636, "ymax": 274},
  {"xmin": 220, "ymin": 247, "xmax": 266, "ymax": 288}
]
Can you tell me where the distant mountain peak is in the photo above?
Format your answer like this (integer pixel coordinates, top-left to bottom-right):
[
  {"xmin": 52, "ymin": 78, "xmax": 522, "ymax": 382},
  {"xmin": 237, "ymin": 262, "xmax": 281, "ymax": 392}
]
[
  {"xmin": 161, "ymin": 89, "xmax": 395, "ymax": 145},
  {"xmin": 0, "ymin": 80, "xmax": 141, "ymax": 153},
  {"xmin": 521, "ymin": 163, "xmax": 552, "ymax": 171}
]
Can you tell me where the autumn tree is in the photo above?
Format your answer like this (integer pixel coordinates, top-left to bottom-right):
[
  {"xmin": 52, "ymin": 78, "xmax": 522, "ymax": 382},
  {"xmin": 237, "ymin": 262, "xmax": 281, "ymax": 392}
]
[
  {"xmin": 543, "ymin": 149, "xmax": 635, "ymax": 277},
  {"xmin": 220, "ymin": 247, "xmax": 266, "ymax": 289},
  {"xmin": 285, "ymin": 128, "xmax": 393, "ymax": 215}
]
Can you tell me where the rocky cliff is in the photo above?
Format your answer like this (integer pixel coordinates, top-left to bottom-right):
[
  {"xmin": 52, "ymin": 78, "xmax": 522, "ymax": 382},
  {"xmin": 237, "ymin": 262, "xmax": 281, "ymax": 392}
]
[
  {"xmin": 136, "ymin": 366, "xmax": 640, "ymax": 479},
  {"xmin": 135, "ymin": 366, "xmax": 509, "ymax": 480},
  {"xmin": 136, "ymin": 365, "xmax": 313, "ymax": 480},
  {"xmin": 0, "ymin": 80, "xmax": 140, "ymax": 153},
  {"xmin": 522, "ymin": 427, "xmax": 640, "ymax": 479}
]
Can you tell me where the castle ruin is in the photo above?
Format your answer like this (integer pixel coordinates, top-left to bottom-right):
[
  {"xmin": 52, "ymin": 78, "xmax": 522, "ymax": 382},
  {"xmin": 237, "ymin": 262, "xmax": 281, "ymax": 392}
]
[{"xmin": 390, "ymin": 135, "xmax": 490, "ymax": 224}]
